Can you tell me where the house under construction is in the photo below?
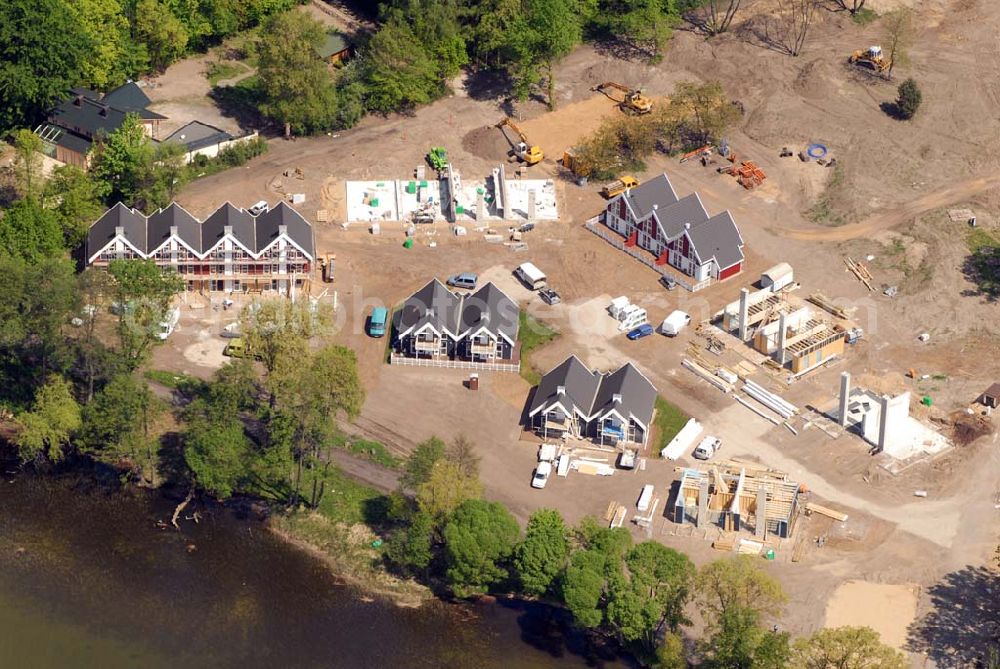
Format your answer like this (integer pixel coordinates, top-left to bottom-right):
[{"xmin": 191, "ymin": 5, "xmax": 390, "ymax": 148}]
[
  {"xmin": 673, "ymin": 462, "xmax": 801, "ymax": 539},
  {"xmin": 722, "ymin": 286, "xmax": 846, "ymax": 375}
]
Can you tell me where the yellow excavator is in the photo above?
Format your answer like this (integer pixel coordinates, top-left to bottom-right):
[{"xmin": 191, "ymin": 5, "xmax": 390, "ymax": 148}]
[
  {"xmin": 495, "ymin": 117, "xmax": 544, "ymax": 165},
  {"xmin": 849, "ymin": 46, "xmax": 891, "ymax": 74},
  {"xmin": 592, "ymin": 82, "xmax": 654, "ymax": 115}
]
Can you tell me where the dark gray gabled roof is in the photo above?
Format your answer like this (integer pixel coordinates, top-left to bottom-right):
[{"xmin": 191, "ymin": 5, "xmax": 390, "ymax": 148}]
[
  {"xmin": 86, "ymin": 202, "xmax": 147, "ymax": 260},
  {"xmin": 653, "ymin": 192, "xmax": 709, "ymax": 239},
  {"xmin": 591, "ymin": 363, "xmax": 657, "ymax": 429},
  {"xmin": 396, "ymin": 279, "xmax": 463, "ymax": 338},
  {"xmin": 202, "ymin": 203, "xmax": 255, "ymax": 255},
  {"xmin": 147, "ymin": 203, "xmax": 200, "ymax": 254},
  {"xmin": 35, "ymin": 123, "xmax": 92, "ymax": 155},
  {"xmin": 528, "ymin": 356, "xmax": 603, "ymax": 419},
  {"xmin": 101, "ymin": 83, "xmax": 153, "ymax": 113},
  {"xmin": 255, "ymin": 202, "xmax": 314, "ymax": 258},
  {"xmin": 460, "ymin": 282, "xmax": 519, "ymax": 343},
  {"xmin": 623, "ymin": 173, "xmax": 678, "ymax": 220},
  {"xmin": 163, "ymin": 121, "xmax": 233, "ymax": 152},
  {"xmin": 687, "ymin": 211, "xmax": 745, "ymax": 269}
]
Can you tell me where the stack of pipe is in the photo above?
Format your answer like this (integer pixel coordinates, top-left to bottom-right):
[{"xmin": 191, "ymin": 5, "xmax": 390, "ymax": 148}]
[{"xmin": 743, "ymin": 380, "xmax": 797, "ymax": 418}]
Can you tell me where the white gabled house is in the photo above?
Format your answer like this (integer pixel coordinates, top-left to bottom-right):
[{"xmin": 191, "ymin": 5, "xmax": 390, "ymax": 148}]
[{"xmin": 85, "ymin": 201, "xmax": 315, "ymax": 294}]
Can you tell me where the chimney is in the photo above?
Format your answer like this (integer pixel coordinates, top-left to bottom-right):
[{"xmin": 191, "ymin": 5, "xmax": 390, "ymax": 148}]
[
  {"xmin": 224, "ymin": 225, "xmax": 233, "ymax": 236},
  {"xmin": 653, "ymin": 203, "xmax": 658, "ymax": 210},
  {"xmin": 612, "ymin": 393, "xmax": 623, "ymax": 404},
  {"xmin": 115, "ymin": 225, "xmax": 124, "ymax": 237},
  {"xmin": 278, "ymin": 224, "xmax": 288, "ymax": 236},
  {"xmin": 425, "ymin": 308, "xmax": 434, "ymax": 318},
  {"xmin": 684, "ymin": 222, "xmax": 691, "ymax": 230},
  {"xmin": 169, "ymin": 225, "xmax": 178, "ymax": 237},
  {"xmin": 98, "ymin": 105, "xmax": 109, "ymax": 117},
  {"xmin": 556, "ymin": 385, "xmax": 565, "ymax": 396},
  {"xmin": 73, "ymin": 95, "xmax": 83, "ymax": 107}
]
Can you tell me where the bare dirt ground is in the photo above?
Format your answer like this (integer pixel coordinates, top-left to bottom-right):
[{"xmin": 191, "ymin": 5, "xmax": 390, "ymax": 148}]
[
  {"xmin": 143, "ymin": 56, "xmax": 245, "ymax": 137},
  {"xmin": 162, "ymin": 0, "xmax": 1000, "ymax": 662}
]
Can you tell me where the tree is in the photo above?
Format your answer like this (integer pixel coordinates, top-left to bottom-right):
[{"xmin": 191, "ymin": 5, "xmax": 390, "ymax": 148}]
[
  {"xmin": 73, "ymin": 268, "xmax": 119, "ymax": 401},
  {"xmin": 670, "ymin": 81, "xmax": 741, "ymax": 146},
  {"xmin": 11, "ymin": 129, "xmax": 44, "ymax": 199},
  {"xmin": 700, "ymin": 605, "xmax": 790, "ymax": 669},
  {"xmin": 107, "ymin": 259, "xmax": 184, "ymax": 369},
  {"xmin": 241, "ymin": 297, "xmax": 331, "ymax": 376},
  {"xmin": 90, "ymin": 113, "xmax": 154, "ymax": 206},
  {"xmin": 400, "ymin": 436, "xmax": 446, "ymax": 491},
  {"xmin": 416, "ymin": 460, "xmax": 483, "ymax": 522},
  {"xmin": 510, "ymin": 0, "xmax": 583, "ymax": 109},
  {"xmin": 830, "ymin": 0, "xmax": 866, "ymax": 15},
  {"xmin": 700, "ymin": 0, "xmax": 743, "ymax": 35},
  {"xmin": 44, "ymin": 165, "xmax": 110, "ymax": 248},
  {"xmin": 776, "ymin": 0, "xmax": 818, "ymax": 57},
  {"xmin": 184, "ymin": 418, "xmax": 252, "ymax": 499},
  {"xmin": 256, "ymin": 11, "xmax": 338, "ymax": 136},
  {"xmin": 696, "ymin": 556, "xmax": 787, "ymax": 625},
  {"xmin": 0, "ymin": 198, "xmax": 66, "ymax": 262},
  {"xmin": 447, "ymin": 434, "xmax": 480, "ymax": 479},
  {"xmin": 791, "ymin": 626, "xmax": 907, "ymax": 669},
  {"xmin": 514, "ymin": 509, "xmax": 569, "ymax": 596},
  {"xmin": 561, "ymin": 548, "xmax": 608, "ymax": 628},
  {"xmin": 0, "ymin": 0, "xmax": 92, "ymax": 132},
  {"xmin": 386, "ymin": 509, "xmax": 435, "ymax": 574},
  {"xmin": 381, "ymin": 0, "xmax": 469, "ymax": 79},
  {"xmin": 71, "ymin": 0, "xmax": 136, "ymax": 88},
  {"xmin": 600, "ymin": 0, "xmax": 679, "ymax": 61},
  {"xmin": 362, "ymin": 17, "xmax": 442, "ymax": 114},
  {"xmin": 882, "ymin": 8, "xmax": 914, "ymax": 79},
  {"xmin": 656, "ymin": 633, "xmax": 687, "ymax": 669},
  {"xmin": 14, "ymin": 376, "xmax": 82, "ymax": 463},
  {"xmin": 895, "ymin": 78, "xmax": 922, "ymax": 120},
  {"xmin": 133, "ymin": 0, "xmax": 189, "ymax": 71},
  {"xmin": 80, "ymin": 374, "xmax": 162, "ymax": 482},
  {"xmin": 443, "ymin": 499, "xmax": 520, "ymax": 596}
]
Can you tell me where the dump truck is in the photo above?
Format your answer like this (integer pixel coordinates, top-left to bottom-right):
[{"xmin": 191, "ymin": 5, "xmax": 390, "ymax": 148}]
[
  {"xmin": 849, "ymin": 46, "xmax": 891, "ymax": 74},
  {"xmin": 495, "ymin": 117, "xmax": 543, "ymax": 165},
  {"xmin": 601, "ymin": 176, "xmax": 639, "ymax": 198},
  {"xmin": 592, "ymin": 82, "xmax": 654, "ymax": 115}
]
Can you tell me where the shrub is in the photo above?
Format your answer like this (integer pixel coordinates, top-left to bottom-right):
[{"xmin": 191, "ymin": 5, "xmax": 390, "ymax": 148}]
[{"xmin": 896, "ymin": 78, "xmax": 922, "ymax": 119}]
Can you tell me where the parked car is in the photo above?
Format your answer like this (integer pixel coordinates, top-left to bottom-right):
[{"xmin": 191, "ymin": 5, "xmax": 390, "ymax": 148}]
[
  {"xmin": 659, "ymin": 275, "xmax": 677, "ymax": 291},
  {"xmin": 531, "ymin": 461, "xmax": 553, "ymax": 489},
  {"xmin": 518, "ymin": 222, "xmax": 536, "ymax": 233},
  {"xmin": 660, "ymin": 310, "xmax": 691, "ymax": 337},
  {"xmin": 248, "ymin": 200, "xmax": 269, "ymax": 216},
  {"xmin": 446, "ymin": 273, "xmax": 478, "ymax": 290},
  {"xmin": 693, "ymin": 436, "xmax": 722, "ymax": 460},
  {"xmin": 618, "ymin": 449, "xmax": 638, "ymax": 469},
  {"xmin": 223, "ymin": 337, "xmax": 261, "ymax": 360},
  {"xmin": 539, "ymin": 288, "xmax": 561, "ymax": 305},
  {"xmin": 626, "ymin": 323, "xmax": 655, "ymax": 340},
  {"xmin": 368, "ymin": 306, "xmax": 388, "ymax": 337},
  {"xmin": 514, "ymin": 262, "xmax": 547, "ymax": 290}
]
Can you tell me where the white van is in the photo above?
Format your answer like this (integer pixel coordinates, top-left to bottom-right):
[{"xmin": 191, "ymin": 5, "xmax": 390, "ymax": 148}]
[
  {"xmin": 660, "ymin": 310, "xmax": 691, "ymax": 337},
  {"xmin": 157, "ymin": 307, "xmax": 180, "ymax": 340},
  {"xmin": 515, "ymin": 262, "xmax": 547, "ymax": 291},
  {"xmin": 248, "ymin": 200, "xmax": 269, "ymax": 216}
]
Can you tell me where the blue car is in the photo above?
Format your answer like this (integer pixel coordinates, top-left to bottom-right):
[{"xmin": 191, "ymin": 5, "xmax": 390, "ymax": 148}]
[{"xmin": 626, "ymin": 323, "xmax": 655, "ymax": 340}]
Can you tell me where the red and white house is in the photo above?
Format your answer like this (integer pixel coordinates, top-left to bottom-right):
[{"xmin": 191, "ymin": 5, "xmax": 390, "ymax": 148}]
[{"xmin": 602, "ymin": 173, "xmax": 745, "ymax": 283}]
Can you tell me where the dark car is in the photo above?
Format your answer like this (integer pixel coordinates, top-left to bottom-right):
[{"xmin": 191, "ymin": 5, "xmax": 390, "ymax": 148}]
[
  {"xmin": 446, "ymin": 273, "xmax": 478, "ymax": 290},
  {"xmin": 539, "ymin": 288, "xmax": 561, "ymax": 305},
  {"xmin": 659, "ymin": 275, "xmax": 677, "ymax": 291},
  {"xmin": 626, "ymin": 323, "xmax": 655, "ymax": 340}
]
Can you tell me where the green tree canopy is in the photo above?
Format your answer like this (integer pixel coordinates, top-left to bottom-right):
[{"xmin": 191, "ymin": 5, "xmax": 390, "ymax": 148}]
[
  {"xmin": 0, "ymin": 197, "xmax": 66, "ymax": 262},
  {"xmin": 14, "ymin": 376, "xmax": 82, "ymax": 463},
  {"xmin": 895, "ymin": 78, "xmax": 922, "ymax": 120},
  {"xmin": 362, "ymin": 16, "xmax": 442, "ymax": 114},
  {"xmin": 790, "ymin": 626, "xmax": 907, "ymax": 669},
  {"xmin": 696, "ymin": 556, "xmax": 787, "ymax": 625},
  {"xmin": 184, "ymin": 417, "xmax": 252, "ymax": 499},
  {"xmin": 514, "ymin": 508, "xmax": 569, "ymax": 597},
  {"xmin": 80, "ymin": 374, "xmax": 161, "ymax": 482},
  {"xmin": 107, "ymin": 259, "xmax": 184, "ymax": 369},
  {"xmin": 71, "ymin": 0, "xmax": 137, "ymax": 88},
  {"xmin": 256, "ymin": 11, "xmax": 338, "ymax": 136},
  {"xmin": 133, "ymin": 0, "xmax": 189, "ymax": 71},
  {"xmin": 400, "ymin": 436, "xmax": 446, "ymax": 491},
  {"xmin": 443, "ymin": 498, "xmax": 520, "ymax": 596},
  {"xmin": 386, "ymin": 509, "xmax": 436, "ymax": 574},
  {"xmin": 0, "ymin": 0, "xmax": 92, "ymax": 132},
  {"xmin": 45, "ymin": 165, "xmax": 111, "ymax": 248},
  {"xmin": 416, "ymin": 460, "xmax": 483, "ymax": 523},
  {"xmin": 700, "ymin": 605, "xmax": 790, "ymax": 669}
]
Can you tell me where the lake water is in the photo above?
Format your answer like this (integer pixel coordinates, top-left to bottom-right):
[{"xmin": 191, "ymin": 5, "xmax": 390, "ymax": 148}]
[{"xmin": 0, "ymin": 474, "xmax": 625, "ymax": 668}]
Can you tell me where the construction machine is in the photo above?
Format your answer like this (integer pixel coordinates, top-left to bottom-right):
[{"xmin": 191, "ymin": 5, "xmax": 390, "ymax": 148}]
[
  {"xmin": 592, "ymin": 82, "xmax": 654, "ymax": 115},
  {"xmin": 849, "ymin": 46, "xmax": 891, "ymax": 74},
  {"xmin": 495, "ymin": 118, "xmax": 544, "ymax": 165}
]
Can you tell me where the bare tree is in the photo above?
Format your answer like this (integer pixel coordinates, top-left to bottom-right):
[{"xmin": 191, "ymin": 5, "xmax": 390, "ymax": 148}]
[
  {"xmin": 703, "ymin": 0, "xmax": 744, "ymax": 35},
  {"xmin": 830, "ymin": 0, "xmax": 866, "ymax": 14},
  {"xmin": 778, "ymin": 0, "xmax": 819, "ymax": 56},
  {"xmin": 882, "ymin": 7, "xmax": 915, "ymax": 79}
]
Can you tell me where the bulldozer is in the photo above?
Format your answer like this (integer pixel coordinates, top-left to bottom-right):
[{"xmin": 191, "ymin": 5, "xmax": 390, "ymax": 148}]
[
  {"xmin": 849, "ymin": 46, "xmax": 891, "ymax": 74},
  {"xmin": 592, "ymin": 82, "xmax": 654, "ymax": 115},
  {"xmin": 495, "ymin": 118, "xmax": 543, "ymax": 165}
]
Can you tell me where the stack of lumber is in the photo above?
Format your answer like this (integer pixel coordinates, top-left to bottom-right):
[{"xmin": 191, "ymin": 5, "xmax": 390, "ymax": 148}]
[
  {"xmin": 844, "ymin": 257, "xmax": 875, "ymax": 292},
  {"xmin": 805, "ymin": 502, "xmax": 849, "ymax": 522},
  {"xmin": 807, "ymin": 293, "xmax": 852, "ymax": 320},
  {"xmin": 712, "ymin": 537, "xmax": 736, "ymax": 552},
  {"xmin": 733, "ymin": 161, "xmax": 766, "ymax": 189}
]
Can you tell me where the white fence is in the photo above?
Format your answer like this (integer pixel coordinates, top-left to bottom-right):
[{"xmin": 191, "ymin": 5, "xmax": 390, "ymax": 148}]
[
  {"xmin": 390, "ymin": 353, "xmax": 520, "ymax": 373},
  {"xmin": 584, "ymin": 218, "xmax": 712, "ymax": 293}
]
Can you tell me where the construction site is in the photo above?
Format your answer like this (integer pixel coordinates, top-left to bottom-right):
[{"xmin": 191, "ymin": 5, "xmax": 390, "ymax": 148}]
[{"xmin": 159, "ymin": 0, "xmax": 1000, "ymax": 660}]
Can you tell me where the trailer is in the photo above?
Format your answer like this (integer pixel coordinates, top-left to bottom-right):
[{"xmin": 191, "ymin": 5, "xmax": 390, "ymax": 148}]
[
  {"xmin": 637, "ymin": 484, "xmax": 655, "ymax": 512},
  {"xmin": 515, "ymin": 262, "xmax": 547, "ymax": 290},
  {"xmin": 661, "ymin": 418, "xmax": 703, "ymax": 460}
]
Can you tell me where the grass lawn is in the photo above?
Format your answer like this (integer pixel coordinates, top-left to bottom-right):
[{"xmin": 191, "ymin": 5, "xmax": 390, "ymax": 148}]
[
  {"xmin": 966, "ymin": 229, "xmax": 1000, "ymax": 299},
  {"xmin": 331, "ymin": 434, "xmax": 401, "ymax": 469},
  {"xmin": 967, "ymin": 229, "xmax": 999, "ymax": 253},
  {"xmin": 519, "ymin": 310, "xmax": 559, "ymax": 386},
  {"xmin": 143, "ymin": 369, "xmax": 206, "ymax": 394},
  {"xmin": 205, "ymin": 60, "xmax": 250, "ymax": 86},
  {"xmin": 652, "ymin": 396, "xmax": 688, "ymax": 450}
]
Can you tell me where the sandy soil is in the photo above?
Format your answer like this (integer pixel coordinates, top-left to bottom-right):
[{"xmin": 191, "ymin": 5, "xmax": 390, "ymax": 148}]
[
  {"xmin": 159, "ymin": 0, "xmax": 1000, "ymax": 661},
  {"xmin": 825, "ymin": 581, "xmax": 920, "ymax": 650}
]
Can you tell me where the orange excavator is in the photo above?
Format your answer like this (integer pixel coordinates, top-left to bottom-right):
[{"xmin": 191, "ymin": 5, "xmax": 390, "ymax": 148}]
[{"xmin": 592, "ymin": 82, "xmax": 654, "ymax": 115}]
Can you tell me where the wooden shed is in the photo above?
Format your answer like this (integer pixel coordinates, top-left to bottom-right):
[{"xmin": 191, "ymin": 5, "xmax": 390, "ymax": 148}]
[
  {"xmin": 980, "ymin": 383, "xmax": 1000, "ymax": 409},
  {"xmin": 318, "ymin": 32, "xmax": 352, "ymax": 65}
]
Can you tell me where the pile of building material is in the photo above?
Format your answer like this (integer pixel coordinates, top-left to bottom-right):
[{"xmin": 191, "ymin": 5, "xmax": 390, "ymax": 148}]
[
  {"xmin": 743, "ymin": 379, "xmax": 798, "ymax": 419},
  {"xmin": 682, "ymin": 358, "xmax": 734, "ymax": 393},
  {"xmin": 723, "ymin": 161, "xmax": 767, "ymax": 189},
  {"xmin": 807, "ymin": 293, "xmax": 852, "ymax": 320},
  {"xmin": 608, "ymin": 296, "xmax": 648, "ymax": 332},
  {"xmin": 844, "ymin": 257, "xmax": 875, "ymax": 292},
  {"xmin": 661, "ymin": 418, "xmax": 704, "ymax": 460}
]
